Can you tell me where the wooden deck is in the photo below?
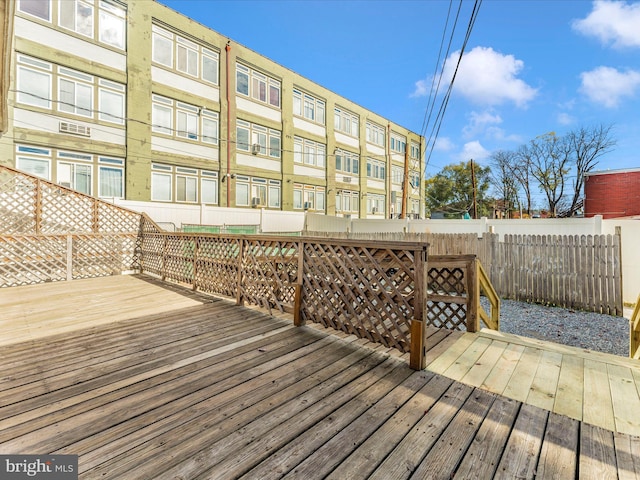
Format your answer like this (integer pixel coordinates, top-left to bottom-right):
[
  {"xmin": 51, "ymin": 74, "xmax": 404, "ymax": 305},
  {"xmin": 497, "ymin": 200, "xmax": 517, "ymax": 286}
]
[{"xmin": 1, "ymin": 275, "xmax": 639, "ymax": 479}]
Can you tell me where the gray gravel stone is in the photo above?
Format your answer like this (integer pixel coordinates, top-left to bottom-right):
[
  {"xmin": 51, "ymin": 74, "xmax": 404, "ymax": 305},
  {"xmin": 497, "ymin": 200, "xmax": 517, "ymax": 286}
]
[{"xmin": 492, "ymin": 299, "xmax": 629, "ymax": 357}]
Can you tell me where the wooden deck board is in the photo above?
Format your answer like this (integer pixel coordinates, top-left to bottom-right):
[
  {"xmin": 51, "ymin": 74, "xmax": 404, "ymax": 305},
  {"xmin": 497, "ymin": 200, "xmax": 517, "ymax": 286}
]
[{"xmin": 1, "ymin": 275, "xmax": 639, "ymax": 479}]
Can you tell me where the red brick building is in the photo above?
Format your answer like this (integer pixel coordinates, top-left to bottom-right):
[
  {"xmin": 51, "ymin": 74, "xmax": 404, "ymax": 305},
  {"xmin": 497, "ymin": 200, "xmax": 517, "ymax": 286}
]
[{"xmin": 584, "ymin": 168, "xmax": 640, "ymax": 219}]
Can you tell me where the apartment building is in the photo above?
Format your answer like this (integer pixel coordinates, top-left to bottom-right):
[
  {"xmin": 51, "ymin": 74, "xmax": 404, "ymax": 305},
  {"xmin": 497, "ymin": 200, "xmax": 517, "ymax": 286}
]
[{"xmin": 5, "ymin": 0, "xmax": 424, "ymax": 219}]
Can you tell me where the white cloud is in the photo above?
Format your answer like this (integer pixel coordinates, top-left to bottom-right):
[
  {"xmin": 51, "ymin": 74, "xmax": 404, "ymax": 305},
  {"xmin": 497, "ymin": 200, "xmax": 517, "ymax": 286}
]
[
  {"xmin": 463, "ymin": 110, "xmax": 502, "ymax": 138},
  {"xmin": 411, "ymin": 79, "xmax": 429, "ymax": 98},
  {"xmin": 434, "ymin": 136, "xmax": 455, "ymax": 151},
  {"xmin": 557, "ymin": 112, "xmax": 576, "ymax": 125},
  {"xmin": 458, "ymin": 141, "xmax": 490, "ymax": 162},
  {"xmin": 579, "ymin": 66, "xmax": 640, "ymax": 107},
  {"xmin": 442, "ymin": 46, "xmax": 538, "ymax": 107},
  {"xmin": 572, "ymin": 0, "xmax": 640, "ymax": 48}
]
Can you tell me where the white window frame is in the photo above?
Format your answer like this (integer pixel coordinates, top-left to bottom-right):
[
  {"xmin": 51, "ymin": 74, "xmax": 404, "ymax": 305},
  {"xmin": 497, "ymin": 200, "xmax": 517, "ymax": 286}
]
[
  {"xmin": 366, "ymin": 122, "xmax": 385, "ymax": 147},
  {"xmin": 293, "ymin": 183, "xmax": 325, "ymax": 212},
  {"xmin": 391, "ymin": 165, "xmax": 403, "ymax": 185},
  {"xmin": 151, "ymin": 163, "xmax": 173, "ymax": 202},
  {"xmin": 237, "ymin": 119, "xmax": 281, "ymax": 158},
  {"xmin": 98, "ymin": 157, "xmax": 124, "ymax": 198},
  {"xmin": 201, "ymin": 109, "xmax": 219, "ymax": 145},
  {"xmin": 59, "ymin": 0, "xmax": 94, "ymax": 39},
  {"xmin": 236, "ymin": 63, "xmax": 281, "ymax": 108},
  {"xmin": 366, "ymin": 158, "xmax": 386, "ymax": 180},
  {"xmin": 16, "ymin": 55, "xmax": 52, "ymax": 109},
  {"xmin": 17, "ymin": 0, "xmax": 52, "ymax": 22},
  {"xmin": 411, "ymin": 142, "xmax": 420, "ymax": 159},
  {"xmin": 367, "ymin": 194, "xmax": 386, "ymax": 215},
  {"xmin": 334, "ymin": 107, "xmax": 359, "ymax": 137},
  {"xmin": 335, "ymin": 150, "xmax": 359, "ymax": 175},
  {"xmin": 201, "ymin": 171, "xmax": 218, "ymax": 205},
  {"xmin": 98, "ymin": 0, "xmax": 126, "ymax": 50},
  {"xmin": 16, "ymin": 145, "xmax": 52, "ymax": 180},
  {"xmin": 98, "ymin": 78, "xmax": 125, "ymax": 124},
  {"xmin": 391, "ymin": 134, "xmax": 407, "ymax": 154},
  {"xmin": 58, "ymin": 67, "xmax": 94, "ymax": 117},
  {"xmin": 293, "ymin": 89, "xmax": 325, "ymax": 125},
  {"xmin": 336, "ymin": 189, "xmax": 359, "ymax": 214}
]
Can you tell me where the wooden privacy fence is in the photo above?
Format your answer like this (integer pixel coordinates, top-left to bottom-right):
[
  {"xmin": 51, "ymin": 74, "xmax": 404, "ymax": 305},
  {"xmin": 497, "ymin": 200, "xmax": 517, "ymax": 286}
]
[
  {"xmin": 138, "ymin": 221, "xmax": 499, "ymax": 369},
  {"xmin": 307, "ymin": 230, "xmax": 623, "ymax": 315},
  {"xmin": 0, "ymin": 165, "xmax": 145, "ymax": 287}
]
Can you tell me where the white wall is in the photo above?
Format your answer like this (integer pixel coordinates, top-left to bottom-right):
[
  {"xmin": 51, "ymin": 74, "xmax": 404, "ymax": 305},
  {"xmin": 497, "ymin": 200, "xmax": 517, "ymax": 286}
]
[{"xmin": 113, "ymin": 199, "xmax": 304, "ymax": 233}]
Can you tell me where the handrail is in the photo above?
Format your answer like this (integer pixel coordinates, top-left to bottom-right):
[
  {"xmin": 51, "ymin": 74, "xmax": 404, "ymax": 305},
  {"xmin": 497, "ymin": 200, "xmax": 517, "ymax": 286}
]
[
  {"xmin": 629, "ymin": 294, "xmax": 640, "ymax": 359},
  {"xmin": 477, "ymin": 260, "xmax": 500, "ymax": 330}
]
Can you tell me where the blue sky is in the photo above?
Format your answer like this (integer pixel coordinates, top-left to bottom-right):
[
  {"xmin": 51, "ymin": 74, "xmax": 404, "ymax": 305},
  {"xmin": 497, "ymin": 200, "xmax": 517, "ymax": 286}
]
[{"xmin": 159, "ymin": 0, "xmax": 640, "ymax": 188}]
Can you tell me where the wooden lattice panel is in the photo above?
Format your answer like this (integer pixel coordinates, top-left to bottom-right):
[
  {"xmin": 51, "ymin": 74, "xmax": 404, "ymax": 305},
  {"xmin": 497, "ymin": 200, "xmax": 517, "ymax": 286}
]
[
  {"xmin": 299, "ymin": 241, "xmax": 417, "ymax": 352},
  {"xmin": 240, "ymin": 239, "xmax": 298, "ymax": 313},
  {"xmin": 0, "ymin": 235, "xmax": 67, "ymax": 286},
  {"xmin": 427, "ymin": 300, "xmax": 468, "ymax": 330},
  {"xmin": 139, "ymin": 233, "xmax": 165, "ymax": 277},
  {"xmin": 0, "ymin": 171, "xmax": 38, "ymax": 233},
  {"xmin": 194, "ymin": 236, "xmax": 241, "ymax": 298},
  {"xmin": 72, "ymin": 234, "xmax": 139, "ymax": 278},
  {"xmin": 0, "ymin": 165, "xmax": 143, "ymax": 235},
  {"xmin": 40, "ymin": 183, "xmax": 95, "ymax": 233},
  {"xmin": 97, "ymin": 202, "xmax": 141, "ymax": 233},
  {"xmin": 162, "ymin": 235, "xmax": 196, "ymax": 286},
  {"xmin": 428, "ymin": 266, "xmax": 466, "ymax": 295}
]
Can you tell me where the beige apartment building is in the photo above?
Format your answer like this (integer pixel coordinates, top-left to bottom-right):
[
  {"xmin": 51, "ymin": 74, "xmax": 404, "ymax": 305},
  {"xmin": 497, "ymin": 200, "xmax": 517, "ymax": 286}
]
[{"xmin": 4, "ymin": 0, "xmax": 424, "ymax": 218}]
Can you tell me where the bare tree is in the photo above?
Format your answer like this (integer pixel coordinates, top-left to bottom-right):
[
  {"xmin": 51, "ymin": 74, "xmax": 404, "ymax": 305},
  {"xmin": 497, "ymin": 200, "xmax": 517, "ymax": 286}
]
[
  {"xmin": 566, "ymin": 124, "xmax": 616, "ymax": 215},
  {"xmin": 490, "ymin": 150, "xmax": 519, "ymax": 218},
  {"xmin": 522, "ymin": 132, "xmax": 572, "ymax": 216},
  {"xmin": 513, "ymin": 146, "xmax": 534, "ymax": 216}
]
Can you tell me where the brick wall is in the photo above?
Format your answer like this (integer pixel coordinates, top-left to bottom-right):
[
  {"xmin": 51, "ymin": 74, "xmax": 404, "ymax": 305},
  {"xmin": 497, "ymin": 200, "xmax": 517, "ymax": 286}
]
[{"xmin": 585, "ymin": 170, "xmax": 640, "ymax": 219}]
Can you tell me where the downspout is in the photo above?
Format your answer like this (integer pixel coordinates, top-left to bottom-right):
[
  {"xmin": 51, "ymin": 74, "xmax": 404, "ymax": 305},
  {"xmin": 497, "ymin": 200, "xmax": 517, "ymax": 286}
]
[{"xmin": 225, "ymin": 41, "xmax": 231, "ymax": 207}]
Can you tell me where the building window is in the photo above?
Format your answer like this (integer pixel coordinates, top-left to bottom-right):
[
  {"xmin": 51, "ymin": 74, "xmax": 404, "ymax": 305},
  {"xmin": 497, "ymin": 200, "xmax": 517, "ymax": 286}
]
[
  {"xmin": 391, "ymin": 165, "xmax": 403, "ymax": 185},
  {"xmin": 367, "ymin": 194, "xmax": 385, "ymax": 215},
  {"xmin": 57, "ymin": 151, "xmax": 93, "ymax": 194},
  {"xmin": 235, "ymin": 175, "xmax": 280, "ymax": 208},
  {"xmin": 409, "ymin": 171, "xmax": 421, "ymax": 188},
  {"xmin": 236, "ymin": 63, "xmax": 280, "ymax": 108},
  {"xmin": 18, "ymin": 0, "xmax": 52, "ymax": 21},
  {"xmin": 152, "ymin": 25, "xmax": 219, "ymax": 85},
  {"xmin": 293, "ymin": 137, "xmax": 326, "ymax": 168},
  {"xmin": 366, "ymin": 122, "xmax": 385, "ymax": 147},
  {"xmin": 390, "ymin": 133, "xmax": 407, "ymax": 154},
  {"xmin": 151, "ymin": 164, "xmax": 172, "ymax": 201},
  {"xmin": 19, "ymin": 0, "xmax": 126, "ymax": 49},
  {"xmin": 151, "ymin": 163, "xmax": 217, "ymax": 204},
  {"xmin": 176, "ymin": 167, "xmax": 198, "ymax": 203},
  {"xmin": 236, "ymin": 119, "xmax": 281, "ymax": 158},
  {"xmin": 293, "ymin": 89, "xmax": 325, "ymax": 125},
  {"xmin": 59, "ymin": 0, "xmax": 93, "ymax": 38},
  {"xmin": 58, "ymin": 67, "xmax": 93, "ymax": 117},
  {"xmin": 201, "ymin": 171, "xmax": 218, "ymax": 204},
  {"xmin": 366, "ymin": 158, "xmax": 386, "ymax": 180},
  {"xmin": 152, "ymin": 95, "xmax": 218, "ymax": 144},
  {"xmin": 98, "ymin": 157, "xmax": 124, "ymax": 198},
  {"xmin": 17, "ymin": 55, "xmax": 125, "ymax": 124},
  {"xmin": 15, "ymin": 145, "xmax": 125, "ymax": 198},
  {"xmin": 411, "ymin": 142, "xmax": 420, "ymax": 159},
  {"xmin": 16, "ymin": 56, "xmax": 52, "ymax": 109},
  {"xmin": 336, "ymin": 189, "xmax": 359, "ymax": 215},
  {"xmin": 335, "ymin": 150, "xmax": 359, "ymax": 175},
  {"xmin": 334, "ymin": 107, "xmax": 359, "ymax": 137},
  {"xmin": 293, "ymin": 184, "xmax": 325, "ymax": 212},
  {"xmin": 16, "ymin": 145, "xmax": 51, "ymax": 179}
]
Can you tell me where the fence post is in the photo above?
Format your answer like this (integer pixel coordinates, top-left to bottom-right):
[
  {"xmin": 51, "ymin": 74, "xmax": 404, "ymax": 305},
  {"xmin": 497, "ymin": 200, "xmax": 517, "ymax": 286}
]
[
  {"xmin": 236, "ymin": 238, "xmax": 244, "ymax": 306},
  {"xmin": 615, "ymin": 226, "xmax": 623, "ymax": 316},
  {"xmin": 410, "ymin": 245, "xmax": 428, "ymax": 370},
  {"xmin": 466, "ymin": 257, "xmax": 479, "ymax": 333},
  {"xmin": 192, "ymin": 236, "xmax": 199, "ymax": 291},
  {"xmin": 294, "ymin": 239, "xmax": 305, "ymax": 326},
  {"xmin": 66, "ymin": 235, "xmax": 73, "ymax": 281},
  {"xmin": 161, "ymin": 235, "xmax": 167, "ymax": 282}
]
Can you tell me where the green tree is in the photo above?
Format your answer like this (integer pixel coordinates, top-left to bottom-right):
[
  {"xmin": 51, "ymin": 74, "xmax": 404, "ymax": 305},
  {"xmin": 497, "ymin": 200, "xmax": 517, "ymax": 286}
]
[{"xmin": 425, "ymin": 161, "xmax": 493, "ymax": 218}]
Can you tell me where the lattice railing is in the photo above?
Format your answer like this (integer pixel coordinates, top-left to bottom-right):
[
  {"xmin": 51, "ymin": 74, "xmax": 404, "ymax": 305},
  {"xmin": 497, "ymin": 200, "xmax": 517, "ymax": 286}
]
[
  {"xmin": 0, "ymin": 234, "xmax": 140, "ymax": 287},
  {"xmin": 0, "ymin": 165, "xmax": 156, "ymax": 287},
  {"xmin": 0, "ymin": 165, "xmax": 141, "ymax": 234},
  {"xmin": 427, "ymin": 255, "xmax": 500, "ymax": 333}
]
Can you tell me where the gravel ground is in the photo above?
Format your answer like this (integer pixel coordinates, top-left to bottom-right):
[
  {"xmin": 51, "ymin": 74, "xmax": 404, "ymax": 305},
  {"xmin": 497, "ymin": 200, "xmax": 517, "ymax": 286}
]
[{"xmin": 493, "ymin": 299, "xmax": 630, "ymax": 357}]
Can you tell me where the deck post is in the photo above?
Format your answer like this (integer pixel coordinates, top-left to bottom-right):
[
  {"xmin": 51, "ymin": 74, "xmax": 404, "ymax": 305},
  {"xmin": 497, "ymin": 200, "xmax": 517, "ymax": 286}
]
[
  {"xmin": 466, "ymin": 257, "xmax": 479, "ymax": 333},
  {"xmin": 236, "ymin": 238, "xmax": 244, "ymax": 306},
  {"xmin": 66, "ymin": 234, "xmax": 73, "ymax": 281},
  {"xmin": 410, "ymin": 245, "xmax": 428, "ymax": 370},
  {"xmin": 294, "ymin": 240, "xmax": 305, "ymax": 326}
]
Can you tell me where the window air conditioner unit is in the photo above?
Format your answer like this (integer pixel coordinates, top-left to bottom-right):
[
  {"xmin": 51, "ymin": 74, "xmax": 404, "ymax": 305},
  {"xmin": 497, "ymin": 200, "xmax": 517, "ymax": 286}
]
[
  {"xmin": 251, "ymin": 143, "xmax": 261, "ymax": 155},
  {"xmin": 343, "ymin": 176, "xmax": 352, "ymax": 183},
  {"xmin": 371, "ymin": 207, "xmax": 378, "ymax": 214},
  {"xmin": 251, "ymin": 196, "xmax": 262, "ymax": 207},
  {"xmin": 303, "ymin": 201, "xmax": 311, "ymax": 210},
  {"xmin": 59, "ymin": 121, "xmax": 91, "ymax": 137}
]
